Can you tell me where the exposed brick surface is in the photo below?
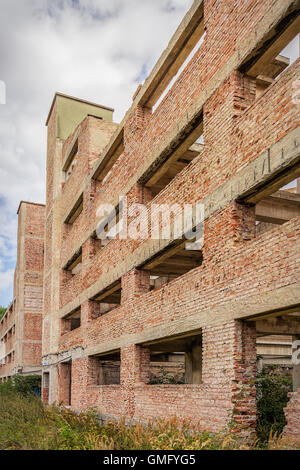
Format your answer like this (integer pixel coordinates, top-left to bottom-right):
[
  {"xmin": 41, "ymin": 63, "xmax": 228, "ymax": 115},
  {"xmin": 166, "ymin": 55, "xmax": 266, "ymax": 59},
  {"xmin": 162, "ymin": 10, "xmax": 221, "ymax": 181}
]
[
  {"xmin": 0, "ymin": 202, "xmax": 45, "ymax": 379},
  {"xmin": 2, "ymin": 0, "xmax": 295, "ymax": 437}
]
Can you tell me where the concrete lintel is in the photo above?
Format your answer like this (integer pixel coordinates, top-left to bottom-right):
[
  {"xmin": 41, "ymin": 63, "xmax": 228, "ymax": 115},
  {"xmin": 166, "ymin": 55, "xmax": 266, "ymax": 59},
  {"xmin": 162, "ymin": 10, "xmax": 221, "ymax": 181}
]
[{"xmin": 255, "ymin": 316, "xmax": 300, "ymax": 335}]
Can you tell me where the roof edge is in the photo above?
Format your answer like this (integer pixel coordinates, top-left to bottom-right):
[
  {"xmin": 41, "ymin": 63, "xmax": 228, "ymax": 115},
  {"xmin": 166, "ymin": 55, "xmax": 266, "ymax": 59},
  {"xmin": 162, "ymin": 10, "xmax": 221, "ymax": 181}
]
[
  {"xmin": 17, "ymin": 201, "xmax": 45, "ymax": 215},
  {"xmin": 45, "ymin": 92, "xmax": 115, "ymax": 126}
]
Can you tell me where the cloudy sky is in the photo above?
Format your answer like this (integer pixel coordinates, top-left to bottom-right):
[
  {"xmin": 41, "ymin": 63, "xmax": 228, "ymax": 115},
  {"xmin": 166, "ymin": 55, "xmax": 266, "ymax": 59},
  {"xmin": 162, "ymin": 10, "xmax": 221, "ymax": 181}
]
[
  {"xmin": 0, "ymin": 1, "xmax": 298, "ymax": 309},
  {"xmin": 0, "ymin": 0, "xmax": 195, "ymax": 307}
]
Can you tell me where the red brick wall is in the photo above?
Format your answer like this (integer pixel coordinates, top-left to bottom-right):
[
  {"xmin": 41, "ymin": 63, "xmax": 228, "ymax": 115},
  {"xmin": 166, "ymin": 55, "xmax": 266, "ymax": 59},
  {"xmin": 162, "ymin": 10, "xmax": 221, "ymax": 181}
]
[
  {"xmin": 284, "ymin": 390, "xmax": 300, "ymax": 442},
  {"xmin": 43, "ymin": 0, "xmax": 300, "ymax": 434}
]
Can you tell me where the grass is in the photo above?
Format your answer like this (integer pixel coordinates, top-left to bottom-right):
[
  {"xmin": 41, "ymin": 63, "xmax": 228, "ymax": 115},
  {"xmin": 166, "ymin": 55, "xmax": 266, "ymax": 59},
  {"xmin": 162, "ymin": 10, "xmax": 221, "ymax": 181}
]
[{"xmin": 0, "ymin": 391, "xmax": 299, "ymax": 450}]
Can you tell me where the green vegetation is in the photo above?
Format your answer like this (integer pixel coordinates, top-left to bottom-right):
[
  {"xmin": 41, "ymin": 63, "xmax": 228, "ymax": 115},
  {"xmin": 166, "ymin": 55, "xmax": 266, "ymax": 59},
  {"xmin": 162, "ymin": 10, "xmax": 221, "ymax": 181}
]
[
  {"xmin": 0, "ymin": 370, "xmax": 297, "ymax": 450},
  {"xmin": 256, "ymin": 365, "xmax": 292, "ymax": 444},
  {"xmin": 0, "ymin": 306, "xmax": 6, "ymax": 320},
  {"xmin": 0, "ymin": 375, "xmax": 41, "ymax": 397},
  {"xmin": 0, "ymin": 383, "xmax": 298, "ymax": 450}
]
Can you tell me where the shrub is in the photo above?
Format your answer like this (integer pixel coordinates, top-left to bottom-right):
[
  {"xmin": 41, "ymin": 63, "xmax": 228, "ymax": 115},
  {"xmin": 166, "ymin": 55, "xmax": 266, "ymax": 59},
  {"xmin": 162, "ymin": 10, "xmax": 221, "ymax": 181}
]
[
  {"xmin": 256, "ymin": 365, "xmax": 292, "ymax": 444},
  {"xmin": 0, "ymin": 375, "xmax": 41, "ymax": 397}
]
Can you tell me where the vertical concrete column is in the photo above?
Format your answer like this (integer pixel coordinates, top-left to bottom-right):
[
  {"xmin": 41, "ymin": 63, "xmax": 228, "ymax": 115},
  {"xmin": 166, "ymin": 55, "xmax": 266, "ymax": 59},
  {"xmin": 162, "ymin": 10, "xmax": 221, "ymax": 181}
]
[
  {"xmin": 292, "ymin": 335, "xmax": 300, "ymax": 392},
  {"xmin": 185, "ymin": 338, "xmax": 202, "ymax": 384},
  {"xmin": 120, "ymin": 344, "xmax": 151, "ymax": 386},
  {"xmin": 121, "ymin": 268, "xmax": 150, "ymax": 305}
]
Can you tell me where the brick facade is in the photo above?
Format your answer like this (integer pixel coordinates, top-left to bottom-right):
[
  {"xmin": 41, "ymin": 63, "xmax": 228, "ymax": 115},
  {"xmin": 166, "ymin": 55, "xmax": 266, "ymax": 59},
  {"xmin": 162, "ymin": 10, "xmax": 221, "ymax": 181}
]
[
  {"xmin": 2, "ymin": 0, "xmax": 300, "ymax": 439},
  {"xmin": 0, "ymin": 202, "xmax": 45, "ymax": 380},
  {"xmin": 39, "ymin": 0, "xmax": 300, "ymax": 437}
]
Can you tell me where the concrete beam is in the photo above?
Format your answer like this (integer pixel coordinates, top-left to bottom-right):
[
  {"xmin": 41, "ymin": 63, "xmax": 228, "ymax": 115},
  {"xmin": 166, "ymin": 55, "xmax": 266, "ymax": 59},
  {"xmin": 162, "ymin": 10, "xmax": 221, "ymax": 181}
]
[
  {"xmin": 256, "ymin": 191, "xmax": 300, "ymax": 224},
  {"xmin": 240, "ymin": 3, "xmax": 300, "ymax": 78},
  {"xmin": 254, "ymin": 316, "xmax": 300, "ymax": 335}
]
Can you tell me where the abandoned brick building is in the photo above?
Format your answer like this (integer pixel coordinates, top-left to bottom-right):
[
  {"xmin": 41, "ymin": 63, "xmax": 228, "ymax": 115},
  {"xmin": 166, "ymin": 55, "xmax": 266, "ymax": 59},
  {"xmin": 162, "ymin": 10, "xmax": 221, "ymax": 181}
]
[
  {"xmin": 0, "ymin": 202, "xmax": 45, "ymax": 380},
  {"xmin": 2, "ymin": 0, "xmax": 300, "ymax": 440}
]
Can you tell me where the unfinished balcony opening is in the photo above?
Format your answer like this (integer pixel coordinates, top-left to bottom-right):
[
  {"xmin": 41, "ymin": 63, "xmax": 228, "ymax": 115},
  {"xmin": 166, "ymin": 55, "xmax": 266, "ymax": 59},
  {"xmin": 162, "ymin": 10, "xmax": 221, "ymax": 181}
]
[
  {"xmin": 141, "ymin": 2, "xmax": 204, "ymax": 111},
  {"xmin": 239, "ymin": 7, "xmax": 300, "ymax": 98},
  {"xmin": 89, "ymin": 351, "xmax": 121, "ymax": 386},
  {"xmin": 248, "ymin": 310, "xmax": 300, "ymax": 437},
  {"xmin": 63, "ymin": 249, "xmax": 82, "ymax": 277},
  {"xmin": 142, "ymin": 124, "xmax": 204, "ymax": 198},
  {"xmin": 91, "ymin": 280, "xmax": 121, "ymax": 315},
  {"xmin": 255, "ymin": 178, "xmax": 300, "ymax": 236},
  {"xmin": 141, "ymin": 239, "xmax": 203, "ymax": 290},
  {"xmin": 64, "ymin": 193, "xmax": 83, "ymax": 226},
  {"xmin": 94, "ymin": 203, "xmax": 121, "ymax": 248},
  {"xmin": 61, "ymin": 308, "xmax": 81, "ymax": 335},
  {"xmin": 142, "ymin": 332, "xmax": 202, "ymax": 385},
  {"xmin": 92, "ymin": 129, "xmax": 124, "ymax": 184}
]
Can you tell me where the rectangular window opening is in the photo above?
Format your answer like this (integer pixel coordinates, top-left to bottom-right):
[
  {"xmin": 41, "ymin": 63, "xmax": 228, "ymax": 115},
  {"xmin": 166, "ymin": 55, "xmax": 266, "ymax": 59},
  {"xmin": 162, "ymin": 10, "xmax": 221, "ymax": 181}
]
[
  {"xmin": 152, "ymin": 31, "xmax": 206, "ymax": 113},
  {"xmin": 144, "ymin": 125, "xmax": 204, "ymax": 198},
  {"xmin": 239, "ymin": 20, "xmax": 300, "ymax": 98},
  {"xmin": 145, "ymin": 333, "xmax": 202, "ymax": 385},
  {"xmin": 61, "ymin": 308, "xmax": 81, "ymax": 335},
  {"xmin": 63, "ymin": 249, "xmax": 82, "ymax": 277},
  {"xmin": 89, "ymin": 351, "xmax": 121, "ymax": 385}
]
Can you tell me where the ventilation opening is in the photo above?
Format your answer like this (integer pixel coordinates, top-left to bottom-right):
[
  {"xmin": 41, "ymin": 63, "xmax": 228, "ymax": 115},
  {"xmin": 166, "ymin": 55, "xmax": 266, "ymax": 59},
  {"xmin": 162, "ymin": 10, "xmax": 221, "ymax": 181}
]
[
  {"xmin": 89, "ymin": 351, "xmax": 121, "ymax": 385},
  {"xmin": 144, "ymin": 333, "xmax": 202, "ymax": 385}
]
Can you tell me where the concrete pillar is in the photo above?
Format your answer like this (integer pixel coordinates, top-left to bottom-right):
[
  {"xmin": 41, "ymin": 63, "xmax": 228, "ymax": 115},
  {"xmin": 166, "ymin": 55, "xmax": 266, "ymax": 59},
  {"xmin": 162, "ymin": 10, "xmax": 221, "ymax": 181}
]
[
  {"xmin": 292, "ymin": 335, "xmax": 300, "ymax": 392},
  {"xmin": 185, "ymin": 338, "xmax": 202, "ymax": 384}
]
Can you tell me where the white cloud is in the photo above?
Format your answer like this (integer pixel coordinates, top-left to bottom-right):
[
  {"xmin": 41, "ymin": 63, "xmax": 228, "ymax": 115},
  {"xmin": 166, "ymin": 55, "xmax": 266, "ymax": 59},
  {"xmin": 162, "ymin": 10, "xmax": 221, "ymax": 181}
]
[
  {"xmin": 0, "ymin": 268, "xmax": 14, "ymax": 294},
  {"xmin": 0, "ymin": 1, "xmax": 298, "ymax": 305},
  {"xmin": 0, "ymin": 0, "xmax": 193, "ymax": 303}
]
